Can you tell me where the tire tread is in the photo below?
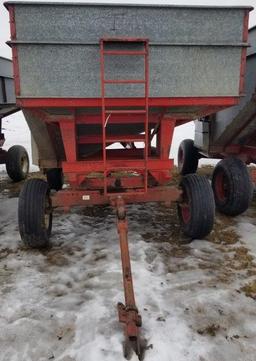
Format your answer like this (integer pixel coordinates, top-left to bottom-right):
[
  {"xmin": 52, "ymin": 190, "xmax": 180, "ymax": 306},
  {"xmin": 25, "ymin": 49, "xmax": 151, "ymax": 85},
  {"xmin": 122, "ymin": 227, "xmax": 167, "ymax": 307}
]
[
  {"xmin": 18, "ymin": 178, "xmax": 52, "ymax": 248},
  {"xmin": 178, "ymin": 174, "xmax": 215, "ymax": 239},
  {"xmin": 212, "ymin": 158, "xmax": 253, "ymax": 216}
]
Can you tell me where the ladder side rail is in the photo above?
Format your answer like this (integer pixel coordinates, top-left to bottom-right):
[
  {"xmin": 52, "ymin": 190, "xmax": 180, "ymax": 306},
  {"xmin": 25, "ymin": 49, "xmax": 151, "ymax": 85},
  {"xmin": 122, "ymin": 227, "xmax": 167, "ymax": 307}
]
[
  {"xmin": 144, "ymin": 41, "xmax": 149, "ymax": 192},
  {"xmin": 100, "ymin": 39, "xmax": 107, "ymax": 195}
]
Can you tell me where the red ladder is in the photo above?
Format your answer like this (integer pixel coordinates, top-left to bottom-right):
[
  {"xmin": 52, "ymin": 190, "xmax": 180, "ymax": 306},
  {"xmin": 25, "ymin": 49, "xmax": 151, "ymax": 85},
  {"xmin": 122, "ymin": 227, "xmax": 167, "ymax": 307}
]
[{"xmin": 100, "ymin": 38, "xmax": 149, "ymax": 196}]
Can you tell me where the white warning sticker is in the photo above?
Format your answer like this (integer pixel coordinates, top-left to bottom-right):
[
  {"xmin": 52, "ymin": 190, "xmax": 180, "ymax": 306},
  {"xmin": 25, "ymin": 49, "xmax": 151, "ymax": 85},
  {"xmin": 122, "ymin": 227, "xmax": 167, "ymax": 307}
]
[{"xmin": 82, "ymin": 195, "xmax": 90, "ymax": 201}]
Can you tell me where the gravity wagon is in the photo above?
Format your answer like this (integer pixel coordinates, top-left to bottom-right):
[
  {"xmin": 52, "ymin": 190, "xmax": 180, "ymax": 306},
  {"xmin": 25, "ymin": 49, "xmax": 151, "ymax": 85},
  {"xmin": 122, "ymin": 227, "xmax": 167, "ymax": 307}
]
[
  {"xmin": 0, "ymin": 56, "xmax": 29, "ymax": 181},
  {"xmin": 5, "ymin": 1, "xmax": 251, "ymax": 358},
  {"xmin": 178, "ymin": 25, "xmax": 256, "ymax": 217}
]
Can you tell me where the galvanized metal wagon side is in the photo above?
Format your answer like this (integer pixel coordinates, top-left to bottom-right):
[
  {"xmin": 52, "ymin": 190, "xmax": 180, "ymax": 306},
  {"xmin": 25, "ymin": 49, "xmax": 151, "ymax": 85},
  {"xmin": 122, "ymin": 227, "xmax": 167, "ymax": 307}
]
[
  {"xmin": 178, "ymin": 25, "xmax": 255, "ymax": 218},
  {"xmin": 0, "ymin": 56, "xmax": 29, "ymax": 181}
]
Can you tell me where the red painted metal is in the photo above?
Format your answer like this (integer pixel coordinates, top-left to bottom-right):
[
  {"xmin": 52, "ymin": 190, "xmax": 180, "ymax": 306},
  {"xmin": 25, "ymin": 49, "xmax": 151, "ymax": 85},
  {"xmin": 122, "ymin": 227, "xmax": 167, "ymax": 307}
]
[
  {"xmin": 76, "ymin": 113, "xmax": 156, "ymax": 125},
  {"xmin": 9, "ymin": 5, "xmax": 21, "ymax": 96},
  {"xmin": 114, "ymin": 197, "xmax": 142, "ymax": 358},
  {"xmin": 16, "ymin": 96, "xmax": 239, "ymax": 109},
  {"xmin": 100, "ymin": 38, "xmax": 149, "ymax": 195},
  {"xmin": 100, "ymin": 39, "xmax": 107, "ymax": 194},
  {"xmin": 239, "ymin": 10, "xmax": 250, "ymax": 95},
  {"xmin": 51, "ymin": 186, "xmax": 182, "ymax": 208},
  {"xmin": 214, "ymin": 170, "xmax": 227, "ymax": 203},
  {"xmin": 62, "ymin": 158, "xmax": 173, "ymax": 173},
  {"xmin": 59, "ymin": 119, "xmax": 77, "ymax": 162},
  {"xmin": 181, "ymin": 205, "xmax": 191, "ymax": 224},
  {"xmin": 84, "ymin": 175, "xmax": 145, "ymax": 190},
  {"xmin": 251, "ymin": 168, "xmax": 256, "ymax": 184}
]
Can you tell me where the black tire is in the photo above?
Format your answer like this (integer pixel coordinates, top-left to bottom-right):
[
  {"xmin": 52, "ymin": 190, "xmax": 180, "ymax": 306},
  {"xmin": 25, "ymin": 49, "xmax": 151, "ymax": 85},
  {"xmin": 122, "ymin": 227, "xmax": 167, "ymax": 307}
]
[
  {"xmin": 178, "ymin": 174, "xmax": 215, "ymax": 239},
  {"xmin": 18, "ymin": 178, "xmax": 52, "ymax": 248},
  {"xmin": 6, "ymin": 145, "xmax": 29, "ymax": 182},
  {"xmin": 46, "ymin": 168, "xmax": 63, "ymax": 191},
  {"xmin": 178, "ymin": 139, "xmax": 199, "ymax": 175},
  {"xmin": 212, "ymin": 157, "xmax": 253, "ymax": 216}
]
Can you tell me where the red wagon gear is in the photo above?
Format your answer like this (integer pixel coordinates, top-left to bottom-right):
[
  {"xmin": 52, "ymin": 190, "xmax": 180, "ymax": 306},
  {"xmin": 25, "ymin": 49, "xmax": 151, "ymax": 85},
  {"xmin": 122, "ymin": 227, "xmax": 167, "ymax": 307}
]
[{"xmin": 5, "ymin": 2, "xmax": 251, "ymax": 359}]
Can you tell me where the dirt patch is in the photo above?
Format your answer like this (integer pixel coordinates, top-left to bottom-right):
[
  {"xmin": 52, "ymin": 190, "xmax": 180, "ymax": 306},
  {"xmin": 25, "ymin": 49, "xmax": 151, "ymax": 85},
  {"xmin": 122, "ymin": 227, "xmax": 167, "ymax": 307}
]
[
  {"xmin": 231, "ymin": 247, "xmax": 255, "ymax": 270},
  {"xmin": 0, "ymin": 171, "xmax": 44, "ymax": 198},
  {"xmin": 208, "ymin": 215, "xmax": 239, "ymax": 245},
  {"xmin": 0, "ymin": 247, "xmax": 16, "ymax": 259},
  {"xmin": 241, "ymin": 280, "xmax": 256, "ymax": 300},
  {"xmin": 197, "ymin": 324, "xmax": 221, "ymax": 337},
  {"xmin": 197, "ymin": 165, "xmax": 214, "ymax": 179},
  {"xmin": 46, "ymin": 251, "xmax": 70, "ymax": 267}
]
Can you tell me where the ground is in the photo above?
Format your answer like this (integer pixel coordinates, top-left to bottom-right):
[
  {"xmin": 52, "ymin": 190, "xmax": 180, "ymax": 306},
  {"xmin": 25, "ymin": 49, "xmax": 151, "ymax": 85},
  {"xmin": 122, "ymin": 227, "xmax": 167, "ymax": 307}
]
[{"xmin": 0, "ymin": 169, "xmax": 256, "ymax": 361}]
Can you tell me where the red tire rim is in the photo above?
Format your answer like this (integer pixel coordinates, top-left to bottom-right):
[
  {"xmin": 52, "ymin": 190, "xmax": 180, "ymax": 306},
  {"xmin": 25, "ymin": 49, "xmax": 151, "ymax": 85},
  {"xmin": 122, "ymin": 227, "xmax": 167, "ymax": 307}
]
[
  {"xmin": 181, "ymin": 204, "xmax": 191, "ymax": 224},
  {"xmin": 214, "ymin": 170, "xmax": 228, "ymax": 202}
]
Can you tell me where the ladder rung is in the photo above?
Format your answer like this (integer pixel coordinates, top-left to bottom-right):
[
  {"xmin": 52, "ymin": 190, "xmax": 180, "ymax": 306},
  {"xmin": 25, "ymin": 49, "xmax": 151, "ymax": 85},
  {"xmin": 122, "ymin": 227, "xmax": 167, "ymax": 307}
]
[
  {"xmin": 104, "ymin": 79, "xmax": 146, "ymax": 84},
  {"xmin": 102, "ymin": 38, "xmax": 148, "ymax": 43},
  {"xmin": 105, "ymin": 110, "xmax": 146, "ymax": 115},
  {"xmin": 103, "ymin": 50, "xmax": 146, "ymax": 56},
  {"xmin": 78, "ymin": 134, "xmax": 146, "ymax": 144},
  {"xmin": 106, "ymin": 134, "xmax": 145, "ymax": 143}
]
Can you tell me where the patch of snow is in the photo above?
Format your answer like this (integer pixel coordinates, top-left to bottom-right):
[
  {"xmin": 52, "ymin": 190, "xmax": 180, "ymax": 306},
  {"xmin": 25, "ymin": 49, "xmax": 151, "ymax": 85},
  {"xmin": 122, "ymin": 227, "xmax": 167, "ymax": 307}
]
[
  {"xmin": 0, "ymin": 112, "xmax": 39, "ymax": 173},
  {"xmin": 1, "ymin": 197, "xmax": 256, "ymax": 361}
]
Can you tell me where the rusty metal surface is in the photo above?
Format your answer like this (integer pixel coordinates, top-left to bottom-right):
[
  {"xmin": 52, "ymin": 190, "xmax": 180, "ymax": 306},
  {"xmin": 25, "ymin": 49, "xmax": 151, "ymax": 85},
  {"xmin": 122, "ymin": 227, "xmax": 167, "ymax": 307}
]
[{"xmin": 5, "ymin": 3, "xmax": 249, "ymax": 98}]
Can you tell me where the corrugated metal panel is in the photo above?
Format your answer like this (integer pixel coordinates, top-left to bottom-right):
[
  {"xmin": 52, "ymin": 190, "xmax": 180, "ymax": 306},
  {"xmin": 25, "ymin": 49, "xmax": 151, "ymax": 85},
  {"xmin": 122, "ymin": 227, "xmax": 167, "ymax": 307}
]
[
  {"xmin": 0, "ymin": 56, "xmax": 16, "ymax": 107},
  {"xmin": 211, "ymin": 27, "xmax": 256, "ymax": 144},
  {"xmin": 6, "ymin": 3, "xmax": 248, "ymax": 99},
  {"xmin": 0, "ymin": 57, "xmax": 13, "ymax": 79}
]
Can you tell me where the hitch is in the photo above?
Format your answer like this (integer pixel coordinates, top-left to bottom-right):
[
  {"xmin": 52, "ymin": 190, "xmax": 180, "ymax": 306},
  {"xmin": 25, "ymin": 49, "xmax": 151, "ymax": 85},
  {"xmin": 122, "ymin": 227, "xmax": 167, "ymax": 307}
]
[{"xmin": 114, "ymin": 196, "xmax": 143, "ymax": 360}]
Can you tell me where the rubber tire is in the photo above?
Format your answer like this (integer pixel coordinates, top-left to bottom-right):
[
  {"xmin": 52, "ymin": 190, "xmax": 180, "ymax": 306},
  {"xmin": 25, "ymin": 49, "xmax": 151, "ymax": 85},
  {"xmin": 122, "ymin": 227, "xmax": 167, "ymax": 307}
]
[
  {"xmin": 18, "ymin": 178, "xmax": 52, "ymax": 248},
  {"xmin": 6, "ymin": 145, "xmax": 29, "ymax": 182},
  {"xmin": 212, "ymin": 157, "xmax": 253, "ymax": 216},
  {"xmin": 178, "ymin": 174, "xmax": 215, "ymax": 239},
  {"xmin": 46, "ymin": 168, "xmax": 63, "ymax": 191},
  {"xmin": 178, "ymin": 139, "xmax": 199, "ymax": 175}
]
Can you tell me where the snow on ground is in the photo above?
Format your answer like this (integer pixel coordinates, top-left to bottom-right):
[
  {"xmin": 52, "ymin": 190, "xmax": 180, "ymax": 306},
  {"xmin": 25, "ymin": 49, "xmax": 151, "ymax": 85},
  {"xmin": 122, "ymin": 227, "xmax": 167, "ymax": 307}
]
[
  {"xmin": 0, "ymin": 112, "xmax": 39, "ymax": 174},
  {"xmin": 0, "ymin": 178, "xmax": 256, "ymax": 361}
]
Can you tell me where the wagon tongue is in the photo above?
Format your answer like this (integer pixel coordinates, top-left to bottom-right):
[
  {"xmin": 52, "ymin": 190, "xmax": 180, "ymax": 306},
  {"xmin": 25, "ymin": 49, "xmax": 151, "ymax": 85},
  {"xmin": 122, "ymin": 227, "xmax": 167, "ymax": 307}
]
[
  {"xmin": 114, "ymin": 197, "xmax": 144, "ymax": 360},
  {"xmin": 118, "ymin": 302, "xmax": 143, "ymax": 359}
]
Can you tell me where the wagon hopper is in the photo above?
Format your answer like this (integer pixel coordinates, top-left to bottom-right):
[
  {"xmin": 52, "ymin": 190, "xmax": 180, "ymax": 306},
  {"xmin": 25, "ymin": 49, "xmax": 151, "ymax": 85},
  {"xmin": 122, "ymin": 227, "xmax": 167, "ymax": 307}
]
[
  {"xmin": 0, "ymin": 56, "xmax": 29, "ymax": 181},
  {"xmin": 178, "ymin": 24, "xmax": 255, "ymax": 218},
  {"xmin": 5, "ymin": 2, "xmax": 251, "ymax": 358}
]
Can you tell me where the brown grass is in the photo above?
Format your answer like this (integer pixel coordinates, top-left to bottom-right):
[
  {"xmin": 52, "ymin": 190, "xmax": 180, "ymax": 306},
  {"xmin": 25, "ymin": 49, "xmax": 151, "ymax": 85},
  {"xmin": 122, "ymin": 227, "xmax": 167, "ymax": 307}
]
[{"xmin": 241, "ymin": 280, "xmax": 256, "ymax": 300}]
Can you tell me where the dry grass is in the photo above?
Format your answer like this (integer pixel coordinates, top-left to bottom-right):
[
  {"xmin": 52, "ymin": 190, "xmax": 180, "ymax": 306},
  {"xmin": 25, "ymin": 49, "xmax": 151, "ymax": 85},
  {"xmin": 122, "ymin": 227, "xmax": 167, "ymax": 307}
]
[
  {"xmin": 208, "ymin": 215, "xmax": 239, "ymax": 245},
  {"xmin": 197, "ymin": 324, "xmax": 221, "ymax": 337},
  {"xmin": 241, "ymin": 280, "xmax": 256, "ymax": 300}
]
